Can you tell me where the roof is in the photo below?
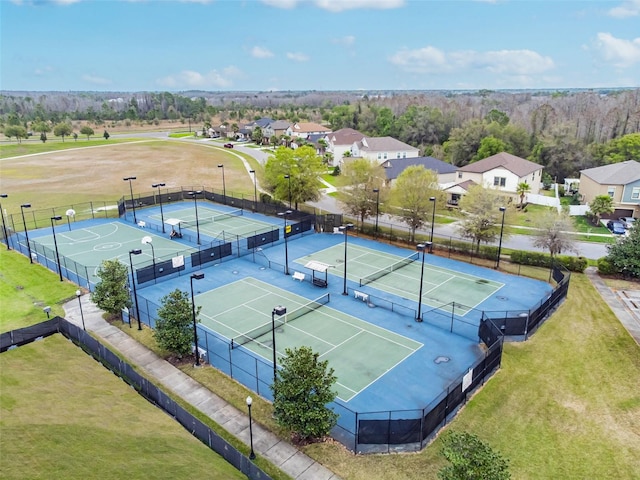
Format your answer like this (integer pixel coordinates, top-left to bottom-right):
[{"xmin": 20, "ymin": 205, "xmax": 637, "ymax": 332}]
[
  {"xmin": 269, "ymin": 120, "xmax": 290, "ymax": 130},
  {"xmin": 291, "ymin": 122, "xmax": 332, "ymax": 133},
  {"xmin": 382, "ymin": 156, "xmax": 456, "ymax": 180},
  {"xmin": 327, "ymin": 128, "xmax": 365, "ymax": 145},
  {"xmin": 579, "ymin": 160, "xmax": 640, "ymax": 185},
  {"xmin": 248, "ymin": 117, "xmax": 273, "ymax": 128},
  {"xmin": 358, "ymin": 136, "xmax": 419, "ymax": 153},
  {"xmin": 444, "ymin": 179, "xmax": 478, "ymax": 194},
  {"xmin": 458, "ymin": 152, "xmax": 543, "ymax": 177}
]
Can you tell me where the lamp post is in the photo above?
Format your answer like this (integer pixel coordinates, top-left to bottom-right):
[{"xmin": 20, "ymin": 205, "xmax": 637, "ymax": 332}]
[
  {"xmin": 249, "ymin": 169, "xmax": 258, "ymax": 212},
  {"xmin": 278, "ymin": 210, "xmax": 292, "ymax": 275},
  {"xmin": 373, "ymin": 188, "xmax": 380, "ymax": 238},
  {"xmin": 142, "ymin": 236, "xmax": 156, "ymax": 282},
  {"xmin": 152, "ymin": 183, "xmax": 166, "ymax": 233},
  {"xmin": 0, "ymin": 194, "xmax": 9, "ymax": 250},
  {"xmin": 50, "ymin": 215, "xmax": 63, "ymax": 281},
  {"xmin": 416, "ymin": 242, "xmax": 431, "ymax": 322},
  {"xmin": 284, "ymin": 174, "xmax": 292, "ymax": 209},
  {"xmin": 20, "ymin": 203, "xmax": 32, "ymax": 263},
  {"xmin": 246, "ymin": 396, "xmax": 256, "ymax": 460},
  {"xmin": 76, "ymin": 290, "xmax": 86, "ymax": 331},
  {"xmin": 271, "ymin": 305, "xmax": 287, "ymax": 384},
  {"xmin": 188, "ymin": 190, "xmax": 202, "ymax": 245},
  {"xmin": 429, "ymin": 196, "xmax": 436, "ymax": 253},
  {"xmin": 495, "ymin": 207, "xmax": 507, "ymax": 269},
  {"xmin": 218, "ymin": 164, "xmax": 226, "ymax": 203},
  {"xmin": 123, "ymin": 176, "xmax": 137, "ymax": 223},
  {"xmin": 339, "ymin": 223, "xmax": 354, "ymax": 295},
  {"xmin": 190, "ymin": 272, "xmax": 205, "ymax": 367},
  {"xmin": 128, "ymin": 249, "xmax": 143, "ymax": 330}
]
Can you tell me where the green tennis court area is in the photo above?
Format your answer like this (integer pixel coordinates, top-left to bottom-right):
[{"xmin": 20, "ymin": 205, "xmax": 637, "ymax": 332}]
[
  {"xmin": 196, "ymin": 277, "xmax": 422, "ymax": 401},
  {"xmin": 296, "ymin": 244, "xmax": 504, "ymax": 315},
  {"xmin": 149, "ymin": 207, "xmax": 274, "ymax": 237}
]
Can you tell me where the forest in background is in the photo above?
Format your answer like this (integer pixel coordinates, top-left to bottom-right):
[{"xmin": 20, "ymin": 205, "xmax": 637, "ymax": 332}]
[{"xmin": 1, "ymin": 88, "xmax": 639, "ymax": 182}]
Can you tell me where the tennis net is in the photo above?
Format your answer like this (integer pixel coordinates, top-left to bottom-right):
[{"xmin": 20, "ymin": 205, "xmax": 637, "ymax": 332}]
[
  {"xmin": 231, "ymin": 293, "xmax": 330, "ymax": 349},
  {"xmin": 359, "ymin": 252, "xmax": 420, "ymax": 287},
  {"xmin": 181, "ymin": 208, "xmax": 243, "ymax": 228}
]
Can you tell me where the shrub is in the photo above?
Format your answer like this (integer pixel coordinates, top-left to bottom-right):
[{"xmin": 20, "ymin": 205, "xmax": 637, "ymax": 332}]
[
  {"xmin": 597, "ymin": 257, "xmax": 615, "ymax": 275},
  {"xmin": 509, "ymin": 250, "xmax": 587, "ymax": 272}
]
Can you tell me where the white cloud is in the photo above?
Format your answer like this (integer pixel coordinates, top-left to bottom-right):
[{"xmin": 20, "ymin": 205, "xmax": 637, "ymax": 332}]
[
  {"xmin": 34, "ymin": 66, "xmax": 54, "ymax": 76},
  {"xmin": 608, "ymin": 0, "xmax": 640, "ymax": 18},
  {"xmin": 82, "ymin": 74, "xmax": 112, "ymax": 85},
  {"xmin": 286, "ymin": 52, "xmax": 309, "ymax": 62},
  {"xmin": 157, "ymin": 66, "xmax": 242, "ymax": 88},
  {"xmin": 388, "ymin": 46, "xmax": 449, "ymax": 74},
  {"xmin": 332, "ymin": 35, "xmax": 355, "ymax": 47},
  {"xmin": 260, "ymin": 0, "xmax": 299, "ymax": 8},
  {"xmin": 251, "ymin": 46, "xmax": 275, "ymax": 59},
  {"xmin": 261, "ymin": 0, "xmax": 404, "ymax": 11},
  {"xmin": 594, "ymin": 32, "xmax": 640, "ymax": 67}
]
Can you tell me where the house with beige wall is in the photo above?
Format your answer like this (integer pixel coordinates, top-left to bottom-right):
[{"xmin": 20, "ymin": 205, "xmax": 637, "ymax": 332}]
[
  {"xmin": 578, "ymin": 160, "xmax": 640, "ymax": 219},
  {"xmin": 351, "ymin": 136, "xmax": 420, "ymax": 164}
]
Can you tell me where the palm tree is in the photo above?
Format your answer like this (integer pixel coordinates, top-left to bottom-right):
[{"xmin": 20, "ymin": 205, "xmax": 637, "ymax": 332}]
[{"xmin": 516, "ymin": 182, "xmax": 530, "ymax": 208}]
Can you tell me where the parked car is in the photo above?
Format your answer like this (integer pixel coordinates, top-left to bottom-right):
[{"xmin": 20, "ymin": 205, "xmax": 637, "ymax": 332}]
[
  {"xmin": 618, "ymin": 217, "xmax": 636, "ymax": 229},
  {"xmin": 223, "ymin": 143, "xmax": 234, "ymax": 148},
  {"xmin": 606, "ymin": 220, "xmax": 626, "ymax": 235}
]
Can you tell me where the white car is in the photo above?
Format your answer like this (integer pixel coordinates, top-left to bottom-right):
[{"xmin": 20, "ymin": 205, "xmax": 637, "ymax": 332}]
[{"xmin": 618, "ymin": 217, "xmax": 636, "ymax": 229}]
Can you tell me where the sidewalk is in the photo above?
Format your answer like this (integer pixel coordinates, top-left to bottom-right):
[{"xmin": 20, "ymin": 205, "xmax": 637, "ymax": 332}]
[{"xmin": 63, "ymin": 296, "xmax": 341, "ymax": 480}]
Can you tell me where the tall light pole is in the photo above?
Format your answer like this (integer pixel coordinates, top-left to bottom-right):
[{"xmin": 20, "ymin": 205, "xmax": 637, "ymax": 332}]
[
  {"xmin": 142, "ymin": 236, "xmax": 156, "ymax": 282},
  {"xmin": 429, "ymin": 196, "xmax": 436, "ymax": 253},
  {"xmin": 284, "ymin": 174, "xmax": 292, "ymax": 209},
  {"xmin": 495, "ymin": 206, "xmax": 507, "ymax": 269},
  {"xmin": 123, "ymin": 176, "xmax": 137, "ymax": 223},
  {"xmin": 76, "ymin": 290, "xmax": 86, "ymax": 331},
  {"xmin": 20, "ymin": 203, "xmax": 32, "ymax": 263},
  {"xmin": 218, "ymin": 164, "xmax": 226, "ymax": 203},
  {"xmin": 152, "ymin": 183, "xmax": 166, "ymax": 233},
  {"xmin": 373, "ymin": 188, "xmax": 380, "ymax": 238},
  {"xmin": 271, "ymin": 305, "xmax": 287, "ymax": 384},
  {"xmin": 246, "ymin": 396, "xmax": 256, "ymax": 460},
  {"xmin": 0, "ymin": 194, "xmax": 10, "ymax": 250},
  {"xmin": 249, "ymin": 170, "xmax": 257, "ymax": 212},
  {"xmin": 416, "ymin": 242, "xmax": 431, "ymax": 322},
  {"xmin": 50, "ymin": 215, "xmax": 63, "ymax": 281},
  {"xmin": 278, "ymin": 210, "xmax": 292, "ymax": 275},
  {"xmin": 190, "ymin": 272, "xmax": 205, "ymax": 367},
  {"xmin": 339, "ymin": 223, "xmax": 354, "ymax": 295},
  {"xmin": 128, "ymin": 249, "xmax": 143, "ymax": 330},
  {"xmin": 189, "ymin": 190, "xmax": 202, "ymax": 245}
]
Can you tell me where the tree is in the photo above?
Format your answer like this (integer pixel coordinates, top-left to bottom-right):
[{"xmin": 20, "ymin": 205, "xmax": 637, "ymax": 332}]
[
  {"xmin": 588, "ymin": 195, "xmax": 614, "ymax": 226},
  {"xmin": 32, "ymin": 121, "xmax": 51, "ymax": 136},
  {"xmin": 80, "ymin": 126, "xmax": 94, "ymax": 140},
  {"xmin": 516, "ymin": 182, "xmax": 531, "ymax": 208},
  {"xmin": 154, "ymin": 289, "xmax": 200, "ymax": 357},
  {"xmin": 391, "ymin": 165, "xmax": 443, "ymax": 242},
  {"xmin": 531, "ymin": 210, "xmax": 578, "ymax": 258},
  {"xmin": 251, "ymin": 126, "xmax": 263, "ymax": 144},
  {"xmin": 474, "ymin": 136, "xmax": 509, "ymax": 162},
  {"xmin": 90, "ymin": 259, "xmax": 130, "ymax": 317},
  {"xmin": 457, "ymin": 185, "xmax": 507, "ymax": 252},
  {"xmin": 337, "ymin": 158, "xmax": 387, "ymax": 227},
  {"xmin": 604, "ymin": 224, "xmax": 640, "ymax": 278},
  {"xmin": 53, "ymin": 122, "xmax": 72, "ymax": 142},
  {"xmin": 40, "ymin": 132, "xmax": 47, "ymax": 143},
  {"xmin": 4, "ymin": 125, "xmax": 27, "ymax": 143},
  {"xmin": 272, "ymin": 346, "xmax": 338, "ymax": 443},
  {"xmin": 103, "ymin": 130, "xmax": 110, "ymax": 140},
  {"xmin": 439, "ymin": 431, "xmax": 510, "ymax": 480}
]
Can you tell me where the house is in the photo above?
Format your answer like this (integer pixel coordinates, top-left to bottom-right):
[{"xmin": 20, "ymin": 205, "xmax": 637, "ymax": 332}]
[
  {"xmin": 324, "ymin": 128, "xmax": 366, "ymax": 167},
  {"xmin": 381, "ymin": 156, "xmax": 457, "ymax": 185},
  {"xmin": 443, "ymin": 180, "xmax": 478, "ymax": 206},
  {"xmin": 263, "ymin": 120, "xmax": 290, "ymax": 143},
  {"xmin": 351, "ymin": 136, "xmax": 420, "ymax": 164},
  {"xmin": 578, "ymin": 160, "xmax": 640, "ymax": 219},
  {"xmin": 456, "ymin": 152, "xmax": 544, "ymax": 197},
  {"xmin": 286, "ymin": 122, "xmax": 332, "ymax": 140}
]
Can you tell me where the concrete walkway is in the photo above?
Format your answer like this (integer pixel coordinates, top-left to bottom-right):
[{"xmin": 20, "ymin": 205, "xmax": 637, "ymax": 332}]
[{"xmin": 63, "ymin": 296, "xmax": 341, "ymax": 480}]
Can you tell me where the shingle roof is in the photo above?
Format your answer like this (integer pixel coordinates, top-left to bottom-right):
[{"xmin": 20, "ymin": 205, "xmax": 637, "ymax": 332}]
[
  {"xmin": 327, "ymin": 128, "xmax": 365, "ymax": 145},
  {"xmin": 358, "ymin": 136, "xmax": 419, "ymax": 152},
  {"xmin": 291, "ymin": 122, "xmax": 332, "ymax": 133},
  {"xmin": 458, "ymin": 152, "xmax": 542, "ymax": 177},
  {"xmin": 382, "ymin": 156, "xmax": 456, "ymax": 180},
  {"xmin": 269, "ymin": 120, "xmax": 290, "ymax": 130},
  {"xmin": 580, "ymin": 160, "xmax": 640, "ymax": 185},
  {"xmin": 251, "ymin": 117, "xmax": 274, "ymax": 128}
]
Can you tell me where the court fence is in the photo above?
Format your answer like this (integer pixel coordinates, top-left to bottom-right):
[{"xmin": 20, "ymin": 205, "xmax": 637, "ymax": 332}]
[{"xmin": 0, "ymin": 318, "xmax": 272, "ymax": 480}]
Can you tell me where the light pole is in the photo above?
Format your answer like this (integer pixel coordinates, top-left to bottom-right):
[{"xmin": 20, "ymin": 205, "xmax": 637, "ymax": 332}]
[
  {"xmin": 339, "ymin": 223, "xmax": 354, "ymax": 295},
  {"xmin": 50, "ymin": 215, "xmax": 63, "ymax": 281},
  {"xmin": 188, "ymin": 190, "xmax": 202, "ymax": 245},
  {"xmin": 128, "ymin": 249, "xmax": 143, "ymax": 330},
  {"xmin": 249, "ymin": 170, "xmax": 257, "ymax": 212},
  {"xmin": 278, "ymin": 210, "xmax": 292, "ymax": 275},
  {"xmin": 20, "ymin": 203, "xmax": 32, "ymax": 263},
  {"xmin": 373, "ymin": 188, "xmax": 380, "ymax": 238},
  {"xmin": 246, "ymin": 396, "xmax": 256, "ymax": 460},
  {"xmin": 142, "ymin": 236, "xmax": 156, "ymax": 282},
  {"xmin": 429, "ymin": 196, "xmax": 436, "ymax": 253},
  {"xmin": 218, "ymin": 164, "xmax": 226, "ymax": 203},
  {"xmin": 190, "ymin": 272, "xmax": 205, "ymax": 367},
  {"xmin": 123, "ymin": 176, "xmax": 137, "ymax": 223},
  {"xmin": 284, "ymin": 174, "xmax": 292, "ymax": 209},
  {"xmin": 152, "ymin": 183, "xmax": 166, "ymax": 233},
  {"xmin": 271, "ymin": 305, "xmax": 287, "ymax": 384},
  {"xmin": 495, "ymin": 206, "xmax": 507, "ymax": 269},
  {"xmin": 76, "ymin": 290, "xmax": 86, "ymax": 331},
  {"xmin": 416, "ymin": 242, "xmax": 431, "ymax": 322},
  {"xmin": 0, "ymin": 194, "xmax": 10, "ymax": 250}
]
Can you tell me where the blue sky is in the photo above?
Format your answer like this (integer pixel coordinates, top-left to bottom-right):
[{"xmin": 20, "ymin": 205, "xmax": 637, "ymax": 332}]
[{"xmin": 2, "ymin": 0, "xmax": 639, "ymax": 92}]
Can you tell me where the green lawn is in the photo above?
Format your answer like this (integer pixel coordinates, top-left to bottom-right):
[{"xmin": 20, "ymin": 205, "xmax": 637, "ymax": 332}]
[{"xmin": 0, "ymin": 138, "xmax": 138, "ymax": 158}]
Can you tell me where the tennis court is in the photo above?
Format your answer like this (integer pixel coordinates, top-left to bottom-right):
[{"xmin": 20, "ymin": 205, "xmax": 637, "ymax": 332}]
[
  {"xmin": 296, "ymin": 243, "xmax": 504, "ymax": 315},
  {"xmin": 195, "ymin": 277, "xmax": 423, "ymax": 401}
]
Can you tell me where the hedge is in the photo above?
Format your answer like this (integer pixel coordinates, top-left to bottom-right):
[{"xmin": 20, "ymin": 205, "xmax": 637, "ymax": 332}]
[{"xmin": 509, "ymin": 250, "xmax": 588, "ymax": 272}]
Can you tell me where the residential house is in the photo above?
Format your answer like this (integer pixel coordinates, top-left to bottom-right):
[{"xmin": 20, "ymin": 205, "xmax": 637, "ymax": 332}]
[
  {"xmin": 324, "ymin": 128, "xmax": 366, "ymax": 167},
  {"xmin": 443, "ymin": 180, "xmax": 478, "ymax": 206},
  {"xmin": 381, "ymin": 156, "xmax": 457, "ymax": 186},
  {"xmin": 351, "ymin": 136, "xmax": 420, "ymax": 164},
  {"xmin": 263, "ymin": 120, "xmax": 290, "ymax": 144},
  {"xmin": 286, "ymin": 122, "xmax": 332, "ymax": 140},
  {"xmin": 578, "ymin": 160, "xmax": 640, "ymax": 219}
]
